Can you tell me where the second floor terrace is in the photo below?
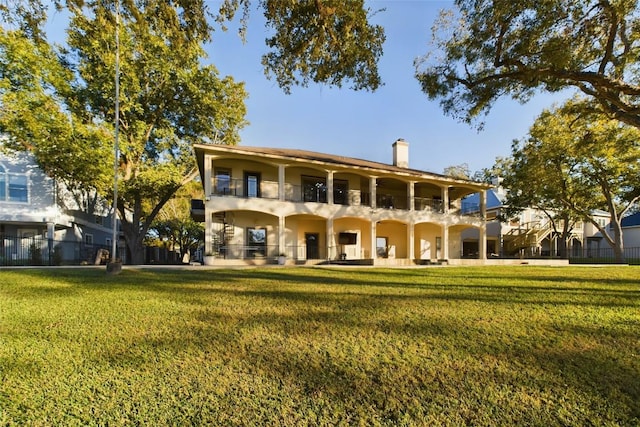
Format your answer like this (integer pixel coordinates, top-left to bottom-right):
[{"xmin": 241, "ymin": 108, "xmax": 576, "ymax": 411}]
[{"xmin": 195, "ymin": 143, "xmax": 489, "ymax": 217}]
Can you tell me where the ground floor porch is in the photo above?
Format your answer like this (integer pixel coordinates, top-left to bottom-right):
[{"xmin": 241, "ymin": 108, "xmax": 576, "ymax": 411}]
[{"xmin": 202, "ymin": 210, "xmax": 486, "ymax": 266}]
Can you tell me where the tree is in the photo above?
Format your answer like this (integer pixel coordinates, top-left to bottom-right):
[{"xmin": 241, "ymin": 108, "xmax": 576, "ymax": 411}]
[
  {"xmin": 416, "ymin": 0, "xmax": 640, "ymax": 130},
  {"xmin": 495, "ymin": 150, "xmax": 583, "ymax": 259},
  {"xmin": 1, "ymin": 0, "xmax": 385, "ymax": 264},
  {"xmin": 500, "ymin": 99, "xmax": 640, "ymax": 262},
  {"xmin": 147, "ymin": 180, "xmax": 204, "ymax": 262},
  {"xmin": 1, "ymin": 2, "xmax": 248, "ymax": 264},
  {"xmin": 443, "ymin": 163, "xmax": 471, "ymax": 180}
]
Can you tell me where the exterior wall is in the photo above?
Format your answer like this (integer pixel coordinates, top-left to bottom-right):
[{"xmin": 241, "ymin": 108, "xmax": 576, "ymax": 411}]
[
  {"xmin": 623, "ymin": 226, "xmax": 640, "ymax": 247},
  {"xmin": 0, "ymin": 152, "xmax": 58, "ymax": 227},
  {"xmin": 196, "ymin": 144, "xmax": 489, "ymax": 265},
  {"xmin": 414, "ymin": 223, "xmax": 441, "ymax": 260}
]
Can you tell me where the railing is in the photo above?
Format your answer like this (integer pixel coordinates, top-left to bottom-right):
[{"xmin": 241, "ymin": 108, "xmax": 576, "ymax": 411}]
[
  {"xmin": 210, "ymin": 244, "xmax": 329, "ymax": 261},
  {"xmin": 376, "ymin": 193, "xmax": 408, "ymax": 210},
  {"xmin": 459, "ymin": 201, "xmax": 480, "ymax": 216},
  {"xmin": 414, "ymin": 197, "xmax": 443, "ymax": 212},
  {"xmin": 212, "ymin": 178, "xmax": 279, "ymax": 199},
  {"xmin": 569, "ymin": 246, "xmax": 640, "ymax": 265},
  {"xmin": 209, "ymin": 179, "xmax": 478, "ymax": 215},
  {"xmin": 0, "ymin": 235, "xmax": 113, "ymax": 266}
]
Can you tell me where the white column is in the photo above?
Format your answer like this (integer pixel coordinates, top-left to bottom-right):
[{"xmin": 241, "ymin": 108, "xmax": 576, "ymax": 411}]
[
  {"xmin": 370, "ymin": 220, "xmax": 377, "ymax": 261},
  {"xmin": 370, "ymin": 177, "xmax": 377, "ymax": 208},
  {"xmin": 204, "ymin": 154, "xmax": 212, "ymax": 197},
  {"xmin": 408, "ymin": 181, "xmax": 415, "ymax": 211},
  {"xmin": 442, "ymin": 225, "xmax": 449, "ymax": 260},
  {"xmin": 408, "ymin": 222, "xmax": 414, "ymax": 261},
  {"xmin": 479, "ymin": 190, "xmax": 487, "ymax": 259},
  {"xmin": 278, "ymin": 215, "xmax": 286, "ymax": 256},
  {"xmin": 327, "ymin": 218, "xmax": 335, "ymax": 260},
  {"xmin": 479, "ymin": 224, "xmax": 487, "ymax": 260},
  {"xmin": 327, "ymin": 170, "xmax": 334, "ymax": 205},
  {"xmin": 442, "ymin": 186, "xmax": 449, "ymax": 214},
  {"xmin": 278, "ymin": 164, "xmax": 285, "ymax": 201},
  {"xmin": 205, "ymin": 212, "xmax": 213, "ymax": 255}
]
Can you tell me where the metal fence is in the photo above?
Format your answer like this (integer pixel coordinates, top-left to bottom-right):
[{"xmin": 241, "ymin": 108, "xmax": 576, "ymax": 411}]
[
  {"xmin": 0, "ymin": 235, "xmax": 112, "ymax": 266},
  {"xmin": 568, "ymin": 246, "xmax": 640, "ymax": 265}
]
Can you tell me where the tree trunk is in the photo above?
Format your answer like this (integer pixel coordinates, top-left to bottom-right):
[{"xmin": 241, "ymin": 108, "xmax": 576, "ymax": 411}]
[{"xmin": 611, "ymin": 219, "xmax": 626, "ymax": 263}]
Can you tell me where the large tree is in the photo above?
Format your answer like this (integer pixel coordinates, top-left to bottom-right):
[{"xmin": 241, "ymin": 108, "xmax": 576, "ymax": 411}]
[
  {"xmin": 0, "ymin": 0, "xmax": 385, "ymax": 264},
  {"xmin": 1, "ymin": 2, "xmax": 248, "ymax": 264},
  {"xmin": 500, "ymin": 99, "xmax": 640, "ymax": 262},
  {"xmin": 147, "ymin": 180, "xmax": 204, "ymax": 263},
  {"xmin": 416, "ymin": 0, "xmax": 640, "ymax": 129}
]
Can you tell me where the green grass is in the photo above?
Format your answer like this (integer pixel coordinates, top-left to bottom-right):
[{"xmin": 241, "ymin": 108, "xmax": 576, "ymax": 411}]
[{"xmin": 1, "ymin": 266, "xmax": 639, "ymax": 426}]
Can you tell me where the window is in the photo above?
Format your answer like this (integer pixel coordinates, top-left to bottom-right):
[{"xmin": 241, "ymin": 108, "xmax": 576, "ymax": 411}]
[
  {"xmin": 85, "ymin": 234, "xmax": 94, "ymax": 246},
  {"xmin": 302, "ymin": 176, "xmax": 326, "ymax": 203},
  {"xmin": 0, "ymin": 168, "xmax": 29, "ymax": 203},
  {"xmin": 215, "ymin": 169, "xmax": 231, "ymax": 195},
  {"xmin": 0, "ymin": 165, "xmax": 5, "ymax": 200},
  {"xmin": 244, "ymin": 172, "xmax": 261, "ymax": 198},
  {"xmin": 246, "ymin": 228, "xmax": 266, "ymax": 258},
  {"xmin": 376, "ymin": 237, "xmax": 388, "ymax": 258},
  {"xmin": 334, "ymin": 180, "xmax": 348, "ymax": 205}
]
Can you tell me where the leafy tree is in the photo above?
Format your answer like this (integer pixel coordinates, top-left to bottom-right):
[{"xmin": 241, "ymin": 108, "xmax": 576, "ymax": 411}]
[
  {"xmin": 416, "ymin": 0, "xmax": 640, "ymax": 129},
  {"xmin": 1, "ymin": 2, "xmax": 248, "ymax": 264},
  {"xmin": 147, "ymin": 180, "xmax": 204, "ymax": 262},
  {"xmin": 500, "ymin": 99, "xmax": 640, "ymax": 262},
  {"xmin": 261, "ymin": 0, "xmax": 384, "ymax": 92},
  {"xmin": 443, "ymin": 163, "xmax": 471, "ymax": 180},
  {"xmin": 1, "ymin": 0, "xmax": 385, "ymax": 264},
  {"xmin": 495, "ymin": 150, "xmax": 582, "ymax": 258}
]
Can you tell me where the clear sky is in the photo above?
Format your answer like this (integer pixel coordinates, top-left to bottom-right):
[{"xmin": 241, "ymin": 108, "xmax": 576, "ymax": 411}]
[{"xmin": 205, "ymin": 0, "xmax": 572, "ymax": 176}]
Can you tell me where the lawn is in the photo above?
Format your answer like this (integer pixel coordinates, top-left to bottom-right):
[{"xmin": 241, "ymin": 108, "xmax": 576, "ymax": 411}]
[{"xmin": 1, "ymin": 266, "xmax": 639, "ymax": 426}]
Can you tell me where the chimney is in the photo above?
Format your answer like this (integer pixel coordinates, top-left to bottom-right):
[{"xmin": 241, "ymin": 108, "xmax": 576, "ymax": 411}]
[{"xmin": 393, "ymin": 138, "xmax": 409, "ymax": 168}]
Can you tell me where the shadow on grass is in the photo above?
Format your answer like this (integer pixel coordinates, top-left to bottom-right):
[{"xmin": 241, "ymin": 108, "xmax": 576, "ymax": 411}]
[{"xmin": 3, "ymin": 267, "xmax": 640, "ymax": 424}]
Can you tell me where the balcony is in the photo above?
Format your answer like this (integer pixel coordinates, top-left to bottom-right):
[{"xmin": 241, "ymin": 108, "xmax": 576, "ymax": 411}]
[{"xmin": 208, "ymin": 178, "xmax": 475, "ymax": 217}]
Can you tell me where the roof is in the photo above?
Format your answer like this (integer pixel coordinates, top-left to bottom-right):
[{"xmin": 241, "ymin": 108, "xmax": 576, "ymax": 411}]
[
  {"xmin": 622, "ymin": 212, "xmax": 640, "ymax": 227},
  {"xmin": 193, "ymin": 143, "xmax": 490, "ymax": 190},
  {"xmin": 462, "ymin": 188, "xmax": 505, "ymax": 210}
]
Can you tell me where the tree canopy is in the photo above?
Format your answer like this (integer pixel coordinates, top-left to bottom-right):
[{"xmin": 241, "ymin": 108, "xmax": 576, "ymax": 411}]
[
  {"xmin": 416, "ymin": 0, "xmax": 640, "ymax": 129},
  {"xmin": 499, "ymin": 98, "xmax": 640, "ymax": 262},
  {"xmin": 0, "ymin": 0, "xmax": 385, "ymax": 264}
]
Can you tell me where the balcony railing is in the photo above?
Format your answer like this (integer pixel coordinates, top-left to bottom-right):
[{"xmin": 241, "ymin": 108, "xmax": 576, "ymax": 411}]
[
  {"xmin": 414, "ymin": 197, "xmax": 443, "ymax": 212},
  {"xmin": 210, "ymin": 244, "xmax": 328, "ymax": 261},
  {"xmin": 212, "ymin": 178, "xmax": 278, "ymax": 199},
  {"xmin": 209, "ymin": 178, "xmax": 478, "ymax": 215}
]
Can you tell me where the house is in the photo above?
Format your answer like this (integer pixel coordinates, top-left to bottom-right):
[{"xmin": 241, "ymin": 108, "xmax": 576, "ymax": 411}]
[
  {"xmin": 461, "ymin": 178, "xmax": 611, "ymax": 259},
  {"xmin": 0, "ymin": 149, "xmax": 120, "ymax": 265},
  {"xmin": 192, "ymin": 140, "xmax": 492, "ymax": 266},
  {"xmin": 621, "ymin": 212, "xmax": 640, "ymax": 248}
]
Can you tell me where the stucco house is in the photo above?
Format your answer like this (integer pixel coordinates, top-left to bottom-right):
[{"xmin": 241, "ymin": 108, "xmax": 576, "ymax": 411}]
[
  {"xmin": 192, "ymin": 140, "xmax": 492, "ymax": 266},
  {"xmin": 461, "ymin": 179, "xmax": 613, "ymax": 259},
  {"xmin": 0, "ymin": 149, "xmax": 119, "ymax": 265}
]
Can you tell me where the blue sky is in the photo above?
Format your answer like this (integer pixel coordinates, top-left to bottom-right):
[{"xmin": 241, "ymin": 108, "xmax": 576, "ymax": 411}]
[{"xmin": 46, "ymin": 0, "xmax": 570, "ymax": 175}]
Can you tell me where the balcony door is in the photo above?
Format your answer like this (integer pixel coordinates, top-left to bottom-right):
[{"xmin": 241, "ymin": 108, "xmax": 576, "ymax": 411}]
[{"xmin": 244, "ymin": 172, "xmax": 261, "ymax": 198}]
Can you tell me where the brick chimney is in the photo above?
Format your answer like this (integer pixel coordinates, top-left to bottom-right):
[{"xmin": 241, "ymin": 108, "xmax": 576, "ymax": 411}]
[{"xmin": 393, "ymin": 138, "xmax": 409, "ymax": 168}]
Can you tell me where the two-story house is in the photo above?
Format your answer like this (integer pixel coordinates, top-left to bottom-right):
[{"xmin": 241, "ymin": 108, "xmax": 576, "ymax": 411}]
[
  {"xmin": 193, "ymin": 140, "xmax": 491, "ymax": 266},
  {"xmin": 461, "ymin": 178, "xmax": 612, "ymax": 259},
  {"xmin": 0, "ymin": 149, "xmax": 119, "ymax": 265}
]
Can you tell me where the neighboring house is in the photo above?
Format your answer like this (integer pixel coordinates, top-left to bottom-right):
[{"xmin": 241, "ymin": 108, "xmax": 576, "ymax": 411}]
[
  {"xmin": 621, "ymin": 212, "xmax": 640, "ymax": 249},
  {"xmin": 461, "ymin": 179, "xmax": 611, "ymax": 258},
  {"xmin": 192, "ymin": 140, "xmax": 492, "ymax": 266},
  {"xmin": 0, "ymin": 149, "xmax": 119, "ymax": 265}
]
